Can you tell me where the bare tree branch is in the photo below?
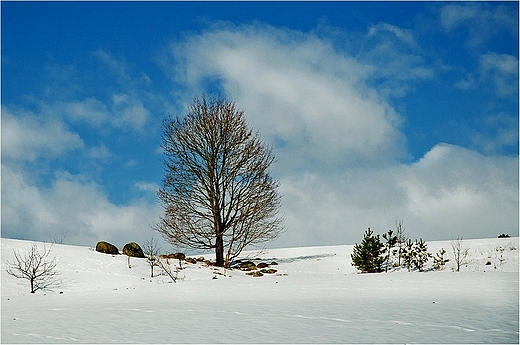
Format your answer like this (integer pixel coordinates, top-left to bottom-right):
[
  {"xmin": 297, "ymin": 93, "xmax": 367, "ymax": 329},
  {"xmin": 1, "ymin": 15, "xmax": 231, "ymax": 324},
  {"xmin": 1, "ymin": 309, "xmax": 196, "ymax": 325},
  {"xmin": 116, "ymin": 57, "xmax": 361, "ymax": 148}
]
[{"xmin": 155, "ymin": 95, "xmax": 284, "ymax": 267}]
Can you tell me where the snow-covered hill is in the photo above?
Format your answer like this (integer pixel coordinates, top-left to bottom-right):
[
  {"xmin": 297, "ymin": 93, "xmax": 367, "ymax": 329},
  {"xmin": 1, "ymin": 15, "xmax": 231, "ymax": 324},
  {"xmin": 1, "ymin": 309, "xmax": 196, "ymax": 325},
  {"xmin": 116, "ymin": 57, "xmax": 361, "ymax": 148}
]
[{"xmin": 2, "ymin": 237, "xmax": 518, "ymax": 343}]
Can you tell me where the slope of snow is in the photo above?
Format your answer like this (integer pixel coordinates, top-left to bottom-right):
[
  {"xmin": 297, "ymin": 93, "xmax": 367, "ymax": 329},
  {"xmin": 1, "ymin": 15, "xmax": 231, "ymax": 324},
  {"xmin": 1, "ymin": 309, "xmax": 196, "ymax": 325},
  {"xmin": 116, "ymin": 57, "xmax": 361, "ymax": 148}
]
[{"xmin": 1, "ymin": 237, "xmax": 518, "ymax": 343}]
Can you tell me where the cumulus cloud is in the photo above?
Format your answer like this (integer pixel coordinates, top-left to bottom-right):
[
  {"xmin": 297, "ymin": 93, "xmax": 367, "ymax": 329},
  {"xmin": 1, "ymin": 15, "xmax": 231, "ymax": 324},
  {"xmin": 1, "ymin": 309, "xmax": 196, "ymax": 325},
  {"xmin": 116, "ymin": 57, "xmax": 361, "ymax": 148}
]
[
  {"xmin": 167, "ymin": 23, "xmax": 518, "ymax": 247},
  {"xmin": 172, "ymin": 24, "xmax": 407, "ymax": 172},
  {"xmin": 276, "ymin": 143, "xmax": 518, "ymax": 247},
  {"xmin": 2, "ymin": 91, "xmax": 158, "ymax": 247},
  {"xmin": 471, "ymin": 113, "xmax": 519, "ymax": 154},
  {"xmin": 1, "ymin": 165, "xmax": 162, "ymax": 247},
  {"xmin": 396, "ymin": 144, "xmax": 518, "ymax": 240},
  {"xmin": 2, "ymin": 106, "xmax": 84, "ymax": 161},
  {"xmin": 111, "ymin": 93, "xmax": 150, "ymax": 131},
  {"xmin": 1, "ymin": 109, "xmax": 159, "ymax": 246}
]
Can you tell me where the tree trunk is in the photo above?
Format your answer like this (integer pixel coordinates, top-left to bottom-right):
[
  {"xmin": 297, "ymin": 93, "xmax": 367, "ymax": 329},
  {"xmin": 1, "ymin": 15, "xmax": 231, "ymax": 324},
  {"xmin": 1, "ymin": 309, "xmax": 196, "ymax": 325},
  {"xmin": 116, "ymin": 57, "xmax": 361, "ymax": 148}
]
[
  {"xmin": 30, "ymin": 278, "xmax": 35, "ymax": 293},
  {"xmin": 215, "ymin": 234, "xmax": 224, "ymax": 267}
]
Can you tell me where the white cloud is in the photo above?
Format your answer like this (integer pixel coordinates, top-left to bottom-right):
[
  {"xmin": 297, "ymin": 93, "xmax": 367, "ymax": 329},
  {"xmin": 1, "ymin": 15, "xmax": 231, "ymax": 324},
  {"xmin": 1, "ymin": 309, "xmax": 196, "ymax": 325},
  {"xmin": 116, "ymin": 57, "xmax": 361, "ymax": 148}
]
[
  {"xmin": 1, "ymin": 51, "xmax": 160, "ymax": 248},
  {"xmin": 396, "ymin": 143, "xmax": 518, "ymax": 240},
  {"xmin": 92, "ymin": 49, "xmax": 131, "ymax": 84},
  {"xmin": 479, "ymin": 53, "xmax": 518, "ymax": 97},
  {"xmin": 124, "ymin": 159, "xmax": 138, "ymax": 168},
  {"xmin": 2, "ymin": 21, "xmax": 516, "ymax": 252},
  {"xmin": 135, "ymin": 181, "xmax": 159, "ymax": 193},
  {"xmin": 452, "ymin": 53, "xmax": 517, "ymax": 99},
  {"xmin": 359, "ymin": 22, "xmax": 434, "ymax": 98},
  {"xmin": 274, "ymin": 143, "xmax": 518, "ymax": 247},
  {"xmin": 168, "ymin": 24, "xmax": 518, "ymax": 247},
  {"xmin": 1, "ymin": 166, "xmax": 162, "ymax": 247},
  {"xmin": 1, "ymin": 102, "xmax": 157, "ymax": 247},
  {"xmin": 439, "ymin": 3, "xmax": 518, "ymax": 48},
  {"xmin": 111, "ymin": 93, "xmax": 150, "ymax": 131},
  {"xmin": 454, "ymin": 73, "xmax": 476, "ymax": 90},
  {"xmin": 440, "ymin": 4, "xmax": 480, "ymax": 32},
  {"xmin": 173, "ymin": 24, "xmax": 407, "ymax": 172},
  {"xmin": 471, "ymin": 113, "xmax": 519, "ymax": 154},
  {"xmin": 60, "ymin": 98, "xmax": 110, "ymax": 127},
  {"xmin": 1, "ymin": 106, "xmax": 84, "ymax": 161},
  {"xmin": 87, "ymin": 145, "xmax": 112, "ymax": 160},
  {"xmin": 35, "ymin": 93, "xmax": 151, "ymax": 133},
  {"xmin": 368, "ymin": 22, "xmax": 416, "ymax": 46}
]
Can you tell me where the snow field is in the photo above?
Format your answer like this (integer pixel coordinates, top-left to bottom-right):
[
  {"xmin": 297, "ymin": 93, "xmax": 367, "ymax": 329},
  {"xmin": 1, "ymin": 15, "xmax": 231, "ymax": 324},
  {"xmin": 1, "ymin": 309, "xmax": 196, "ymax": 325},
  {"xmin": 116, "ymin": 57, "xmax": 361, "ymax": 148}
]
[{"xmin": 1, "ymin": 237, "xmax": 518, "ymax": 343}]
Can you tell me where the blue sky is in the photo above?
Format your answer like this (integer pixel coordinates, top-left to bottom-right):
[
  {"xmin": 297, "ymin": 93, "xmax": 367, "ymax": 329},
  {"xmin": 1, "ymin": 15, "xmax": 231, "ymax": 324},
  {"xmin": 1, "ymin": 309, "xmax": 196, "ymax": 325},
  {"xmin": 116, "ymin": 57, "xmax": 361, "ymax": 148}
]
[{"xmin": 2, "ymin": 2, "xmax": 518, "ymax": 250}]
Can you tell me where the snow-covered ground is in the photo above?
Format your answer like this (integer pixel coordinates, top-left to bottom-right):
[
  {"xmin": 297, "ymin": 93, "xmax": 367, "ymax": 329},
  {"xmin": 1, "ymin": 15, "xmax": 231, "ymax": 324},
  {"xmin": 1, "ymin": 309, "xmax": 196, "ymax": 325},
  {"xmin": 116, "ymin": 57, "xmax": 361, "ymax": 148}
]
[{"xmin": 2, "ymin": 237, "xmax": 518, "ymax": 343}]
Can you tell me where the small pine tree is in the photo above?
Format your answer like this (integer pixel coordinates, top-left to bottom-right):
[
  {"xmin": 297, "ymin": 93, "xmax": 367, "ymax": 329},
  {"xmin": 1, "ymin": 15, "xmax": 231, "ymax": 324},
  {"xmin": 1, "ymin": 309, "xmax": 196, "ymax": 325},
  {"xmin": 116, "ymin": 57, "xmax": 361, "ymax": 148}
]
[
  {"xmin": 402, "ymin": 238, "xmax": 415, "ymax": 272},
  {"xmin": 351, "ymin": 228, "xmax": 385, "ymax": 273},
  {"xmin": 412, "ymin": 238, "xmax": 431, "ymax": 272},
  {"xmin": 433, "ymin": 248, "xmax": 448, "ymax": 271},
  {"xmin": 382, "ymin": 229, "xmax": 398, "ymax": 272}
]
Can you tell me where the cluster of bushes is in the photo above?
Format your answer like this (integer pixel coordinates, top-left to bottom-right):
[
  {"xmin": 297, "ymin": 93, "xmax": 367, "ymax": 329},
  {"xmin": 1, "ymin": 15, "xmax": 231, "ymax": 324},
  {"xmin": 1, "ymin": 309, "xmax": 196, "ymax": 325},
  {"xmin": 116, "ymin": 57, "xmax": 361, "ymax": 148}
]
[{"xmin": 351, "ymin": 227, "xmax": 432, "ymax": 273}]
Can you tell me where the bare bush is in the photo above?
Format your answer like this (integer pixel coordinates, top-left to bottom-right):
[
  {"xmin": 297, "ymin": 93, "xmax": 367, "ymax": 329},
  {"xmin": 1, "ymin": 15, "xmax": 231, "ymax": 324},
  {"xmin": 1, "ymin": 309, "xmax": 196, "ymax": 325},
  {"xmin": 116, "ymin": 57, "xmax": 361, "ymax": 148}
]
[
  {"xmin": 395, "ymin": 220, "xmax": 408, "ymax": 266},
  {"xmin": 6, "ymin": 244, "xmax": 60, "ymax": 293},
  {"xmin": 451, "ymin": 237, "xmax": 470, "ymax": 272},
  {"xmin": 51, "ymin": 229, "xmax": 68, "ymax": 244},
  {"xmin": 156, "ymin": 258, "xmax": 179, "ymax": 283},
  {"xmin": 143, "ymin": 238, "xmax": 160, "ymax": 278}
]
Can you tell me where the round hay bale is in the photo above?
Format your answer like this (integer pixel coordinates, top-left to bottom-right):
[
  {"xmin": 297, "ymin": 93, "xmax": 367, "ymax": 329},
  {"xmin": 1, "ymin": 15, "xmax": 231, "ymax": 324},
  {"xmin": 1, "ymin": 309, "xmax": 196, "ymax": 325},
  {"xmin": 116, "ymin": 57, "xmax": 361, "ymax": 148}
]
[
  {"xmin": 122, "ymin": 242, "xmax": 145, "ymax": 258},
  {"xmin": 96, "ymin": 241, "xmax": 119, "ymax": 255}
]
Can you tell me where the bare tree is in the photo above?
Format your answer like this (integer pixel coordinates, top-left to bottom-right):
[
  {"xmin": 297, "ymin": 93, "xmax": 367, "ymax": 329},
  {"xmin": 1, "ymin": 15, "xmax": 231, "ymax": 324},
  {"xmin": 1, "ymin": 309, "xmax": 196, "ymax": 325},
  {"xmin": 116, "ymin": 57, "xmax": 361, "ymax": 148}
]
[
  {"xmin": 143, "ymin": 238, "xmax": 160, "ymax": 278},
  {"xmin": 451, "ymin": 237, "xmax": 470, "ymax": 272},
  {"xmin": 6, "ymin": 244, "xmax": 60, "ymax": 293},
  {"xmin": 395, "ymin": 220, "xmax": 408, "ymax": 266},
  {"xmin": 156, "ymin": 95, "xmax": 284, "ymax": 267},
  {"xmin": 51, "ymin": 229, "xmax": 68, "ymax": 244},
  {"xmin": 156, "ymin": 258, "xmax": 179, "ymax": 283}
]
